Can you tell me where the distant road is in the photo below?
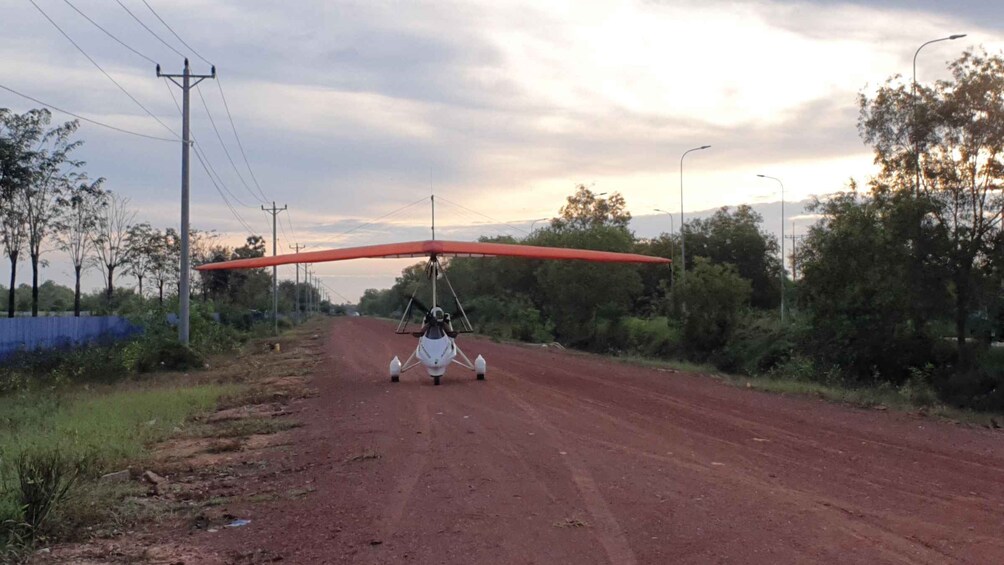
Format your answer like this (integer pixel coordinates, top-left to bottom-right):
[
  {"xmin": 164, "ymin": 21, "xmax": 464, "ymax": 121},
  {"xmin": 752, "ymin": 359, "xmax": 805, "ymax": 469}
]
[{"xmin": 198, "ymin": 317, "xmax": 1004, "ymax": 564}]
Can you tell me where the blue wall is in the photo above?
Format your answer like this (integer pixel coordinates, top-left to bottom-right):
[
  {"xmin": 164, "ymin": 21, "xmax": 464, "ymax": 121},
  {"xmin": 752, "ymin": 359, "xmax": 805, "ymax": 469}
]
[{"xmin": 0, "ymin": 317, "xmax": 141, "ymax": 359}]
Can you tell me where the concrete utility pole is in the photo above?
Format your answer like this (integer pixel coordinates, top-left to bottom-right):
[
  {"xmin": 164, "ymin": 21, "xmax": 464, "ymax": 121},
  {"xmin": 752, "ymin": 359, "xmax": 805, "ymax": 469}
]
[
  {"xmin": 290, "ymin": 243, "xmax": 305, "ymax": 323},
  {"xmin": 304, "ymin": 264, "xmax": 311, "ymax": 316},
  {"xmin": 757, "ymin": 174, "xmax": 785, "ymax": 322},
  {"xmin": 785, "ymin": 221, "xmax": 805, "ymax": 280},
  {"xmin": 261, "ymin": 202, "xmax": 287, "ymax": 334},
  {"xmin": 158, "ymin": 59, "xmax": 215, "ymax": 346}
]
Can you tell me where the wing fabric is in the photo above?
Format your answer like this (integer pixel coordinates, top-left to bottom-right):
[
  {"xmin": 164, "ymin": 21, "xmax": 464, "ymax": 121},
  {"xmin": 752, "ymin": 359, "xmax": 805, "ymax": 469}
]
[{"xmin": 196, "ymin": 240, "xmax": 670, "ymax": 271}]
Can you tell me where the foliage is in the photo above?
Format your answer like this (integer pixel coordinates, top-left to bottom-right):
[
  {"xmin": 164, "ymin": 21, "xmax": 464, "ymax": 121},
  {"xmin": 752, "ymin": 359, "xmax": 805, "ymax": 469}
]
[
  {"xmin": 679, "ymin": 258, "xmax": 751, "ymax": 356},
  {"xmin": 682, "ymin": 205, "xmax": 782, "ymax": 309}
]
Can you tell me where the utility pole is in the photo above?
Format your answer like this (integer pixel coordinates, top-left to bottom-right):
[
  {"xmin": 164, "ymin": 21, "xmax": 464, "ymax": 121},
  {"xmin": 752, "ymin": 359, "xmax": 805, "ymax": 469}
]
[
  {"xmin": 261, "ymin": 202, "xmax": 287, "ymax": 334},
  {"xmin": 159, "ymin": 59, "xmax": 215, "ymax": 346},
  {"xmin": 786, "ymin": 221, "xmax": 806, "ymax": 280},
  {"xmin": 304, "ymin": 264, "xmax": 311, "ymax": 317},
  {"xmin": 289, "ymin": 243, "xmax": 305, "ymax": 324}
]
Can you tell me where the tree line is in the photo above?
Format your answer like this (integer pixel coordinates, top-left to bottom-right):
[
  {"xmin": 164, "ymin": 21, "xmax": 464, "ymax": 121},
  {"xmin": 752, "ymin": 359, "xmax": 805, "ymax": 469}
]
[
  {"xmin": 361, "ymin": 49, "xmax": 1004, "ymax": 412},
  {"xmin": 1, "ymin": 107, "xmax": 326, "ymax": 320}
]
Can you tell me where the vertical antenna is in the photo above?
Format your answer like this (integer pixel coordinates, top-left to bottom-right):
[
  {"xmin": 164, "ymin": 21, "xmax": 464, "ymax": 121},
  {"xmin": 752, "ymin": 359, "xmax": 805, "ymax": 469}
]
[{"xmin": 431, "ymin": 194, "xmax": 436, "ymax": 241}]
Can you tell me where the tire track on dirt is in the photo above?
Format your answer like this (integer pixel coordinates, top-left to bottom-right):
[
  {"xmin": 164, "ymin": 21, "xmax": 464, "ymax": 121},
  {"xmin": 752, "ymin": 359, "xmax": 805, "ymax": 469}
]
[{"xmin": 499, "ymin": 382, "xmax": 639, "ymax": 565}]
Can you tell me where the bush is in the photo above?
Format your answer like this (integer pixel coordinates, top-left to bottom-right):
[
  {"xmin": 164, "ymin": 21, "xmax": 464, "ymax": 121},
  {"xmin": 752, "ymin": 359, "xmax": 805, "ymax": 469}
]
[
  {"xmin": 618, "ymin": 317, "xmax": 682, "ymax": 358},
  {"xmin": 679, "ymin": 259, "xmax": 751, "ymax": 357},
  {"xmin": 717, "ymin": 313, "xmax": 800, "ymax": 374}
]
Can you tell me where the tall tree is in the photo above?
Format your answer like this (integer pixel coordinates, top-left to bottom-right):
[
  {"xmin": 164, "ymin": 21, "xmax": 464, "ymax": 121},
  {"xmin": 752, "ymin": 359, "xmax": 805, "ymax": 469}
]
[
  {"xmin": 149, "ymin": 227, "xmax": 180, "ymax": 305},
  {"xmin": 54, "ymin": 177, "xmax": 105, "ymax": 316},
  {"xmin": 552, "ymin": 185, "xmax": 631, "ymax": 231},
  {"xmin": 0, "ymin": 108, "xmax": 46, "ymax": 317},
  {"xmin": 125, "ymin": 222, "xmax": 156, "ymax": 297},
  {"xmin": 682, "ymin": 205, "xmax": 782, "ymax": 309},
  {"xmin": 23, "ymin": 118, "xmax": 83, "ymax": 316},
  {"xmin": 859, "ymin": 48, "xmax": 1004, "ymax": 351},
  {"xmin": 91, "ymin": 191, "xmax": 135, "ymax": 302}
]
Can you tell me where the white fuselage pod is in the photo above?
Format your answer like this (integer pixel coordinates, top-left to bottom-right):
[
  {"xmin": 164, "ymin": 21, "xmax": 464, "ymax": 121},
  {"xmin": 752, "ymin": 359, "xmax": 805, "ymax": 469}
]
[{"xmin": 416, "ymin": 332, "xmax": 457, "ymax": 377}]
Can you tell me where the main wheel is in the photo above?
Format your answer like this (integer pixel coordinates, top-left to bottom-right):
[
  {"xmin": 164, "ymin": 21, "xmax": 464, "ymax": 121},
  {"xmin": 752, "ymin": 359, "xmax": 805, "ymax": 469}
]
[
  {"xmin": 476, "ymin": 373, "xmax": 485, "ymax": 381},
  {"xmin": 433, "ymin": 375, "xmax": 441, "ymax": 386},
  {"xmin": 391, "ymin": 375, "xmax": 399, "ymax": 383}
]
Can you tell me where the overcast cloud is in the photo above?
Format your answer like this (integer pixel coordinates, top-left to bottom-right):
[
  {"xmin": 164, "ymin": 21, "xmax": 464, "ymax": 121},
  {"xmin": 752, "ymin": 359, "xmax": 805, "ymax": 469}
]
[{"xmin": 1, "ymin": 0, "xmax": 1001, "ymax": 300}]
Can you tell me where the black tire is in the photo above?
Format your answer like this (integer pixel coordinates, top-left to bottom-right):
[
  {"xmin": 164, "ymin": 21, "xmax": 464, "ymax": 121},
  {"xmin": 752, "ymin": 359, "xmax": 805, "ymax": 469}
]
[
  {"xmin": 476, "ymin": 373, "xmax": 485, "ymax": 381},
  {"xmin": 433, "ymin": 375, "xmax": 441, "ymax": 386},
  {"xmin": 391, "ymin": 375, "xmax": 399, "ymax": 383}
]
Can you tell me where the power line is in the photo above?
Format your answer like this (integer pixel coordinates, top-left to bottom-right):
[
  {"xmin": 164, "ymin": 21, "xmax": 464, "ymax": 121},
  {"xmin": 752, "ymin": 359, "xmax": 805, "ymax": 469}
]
[
  {"xmin": 192, "ymin": 147, "xmax": 257, "ymax": 235},
  {"xmin": 140, "ymin": 0, "xmax": 212, "ymax": 66},
  {"xmin": 194, "ymin": 84, "xmax": 264, "ymax": 205},
  {"xmin": 216, "ymin": 76, "xmax": 271, "ymax": 203},
  {"xmin": 330, "ymin": 196, "xmax": 432, "ymax": 241},
  {"xmin": 27, "ymin": 0, "xmax": 179, "ymax": 139},
  {"xmin": 0, "ymin": 83, "xmax": 177, "ymax": 142},
  {"xmin": 163, "ymin": 78, "xmax": 258, "ymax": 234},
  {"xmin": 62, "ymin": 0, "xmax": 158, "ymax": 65},
  {"xmin": 114, "ymin": 0, "xmax": 185, "ymax": 59},
  {"xmin": 436, "ymin": 196, "xmax": 530, "ymax": 235}
]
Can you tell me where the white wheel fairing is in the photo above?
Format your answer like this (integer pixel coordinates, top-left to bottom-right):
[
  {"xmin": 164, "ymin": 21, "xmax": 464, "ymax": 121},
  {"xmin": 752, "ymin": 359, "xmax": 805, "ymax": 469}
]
[{"xmin": 417, "ymin": 336, "xmax": 456, "ymax": 377}]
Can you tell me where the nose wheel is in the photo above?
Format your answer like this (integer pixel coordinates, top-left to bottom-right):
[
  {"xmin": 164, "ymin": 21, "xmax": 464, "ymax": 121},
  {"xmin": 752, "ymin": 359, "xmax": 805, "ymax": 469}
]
[{"xmin": 433, "ymin": 375, "xmax": 441, "ymax": 386}]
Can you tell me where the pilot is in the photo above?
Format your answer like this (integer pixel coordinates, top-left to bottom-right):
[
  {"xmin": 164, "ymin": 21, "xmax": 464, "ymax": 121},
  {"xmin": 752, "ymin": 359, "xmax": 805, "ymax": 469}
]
[{"xmin": 423, "ymin": 307, "xmax": 454, "ymax": 334}]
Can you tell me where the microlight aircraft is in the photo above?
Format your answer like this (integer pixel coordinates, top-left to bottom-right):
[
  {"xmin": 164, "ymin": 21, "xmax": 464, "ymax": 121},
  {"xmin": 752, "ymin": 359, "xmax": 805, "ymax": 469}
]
[{"xmin": 197, "ymin": 239, "xmax": 669, "ymax": 385}]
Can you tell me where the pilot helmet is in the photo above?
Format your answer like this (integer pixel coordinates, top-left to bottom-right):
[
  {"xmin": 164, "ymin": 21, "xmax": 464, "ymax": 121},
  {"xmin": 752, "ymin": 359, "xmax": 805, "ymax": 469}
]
[{"xmin": 432, "ymin": 307, "xmax": 445, "ymax": 322}]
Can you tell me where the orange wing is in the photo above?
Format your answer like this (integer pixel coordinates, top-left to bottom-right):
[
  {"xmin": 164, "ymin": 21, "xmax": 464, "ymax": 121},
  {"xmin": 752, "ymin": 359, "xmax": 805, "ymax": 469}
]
[{"xmin": 195, "ymin": 240, "xmax": 670, "ymax": 271}]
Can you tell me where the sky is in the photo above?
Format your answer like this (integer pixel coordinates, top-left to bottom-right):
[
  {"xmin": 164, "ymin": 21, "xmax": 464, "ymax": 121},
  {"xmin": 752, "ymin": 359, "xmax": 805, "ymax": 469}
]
[{"xmin": 1, "ymin": 0, "xmax": 1002, "ymax": 302}]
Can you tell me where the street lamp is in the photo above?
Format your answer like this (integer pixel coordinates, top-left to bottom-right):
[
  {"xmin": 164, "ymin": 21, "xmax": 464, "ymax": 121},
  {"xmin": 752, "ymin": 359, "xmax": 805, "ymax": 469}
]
[
  {"xmin": 528, "ymin": 217, "xmax": 549, "ymax": 231},
  {"xmin": 679, "ymin": 145, "xmax": 710, "ymax": 292},
  {"xmin": 758, "ymin": 174, "xmax": 785, "ymax": 322},
  {"xmin": 913, "ymin": 34, "xmax": 966, "ymax": 196}
]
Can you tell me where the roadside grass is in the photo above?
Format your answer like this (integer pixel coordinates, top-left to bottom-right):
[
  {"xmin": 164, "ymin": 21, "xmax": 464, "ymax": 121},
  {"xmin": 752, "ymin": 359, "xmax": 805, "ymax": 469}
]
[
  {"xmin": 611, "ymin": 355, "xmax": 1004, "ymax": 428},
  {"xmin": 0, "ymin": 381, "xmax": 242, "ymax": 559}
]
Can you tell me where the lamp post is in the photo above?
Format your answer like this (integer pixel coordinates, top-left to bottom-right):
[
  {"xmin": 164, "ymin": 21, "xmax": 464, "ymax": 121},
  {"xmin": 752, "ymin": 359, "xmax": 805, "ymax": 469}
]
[
  {"xmin": 758, "ymin": 174, "xmax": 785, "ymax": 322},
  {"xmin": 679, "ymin": 145, "xmax": 710, "ymax": 293},
  {"xmin": 528, "ymin": 217, "xmax": 549, "ymax": 232},
  {"xmin": 913, "ymin": 34, "xmax": 966, "ymax": 196},
  {"xmin": 655, "ymin": 208, "xmax": 676, "ymax": 290}
]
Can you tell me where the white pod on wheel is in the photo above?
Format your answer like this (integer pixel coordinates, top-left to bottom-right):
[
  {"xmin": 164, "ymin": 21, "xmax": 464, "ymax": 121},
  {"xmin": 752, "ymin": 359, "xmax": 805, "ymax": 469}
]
[
  {"xmin": 390, "ymin": 356, "xmax": 401, "ymax": 382},
  {"xmin": 475, "ymin": 354, "xmax": 486, "ymax": 380}
]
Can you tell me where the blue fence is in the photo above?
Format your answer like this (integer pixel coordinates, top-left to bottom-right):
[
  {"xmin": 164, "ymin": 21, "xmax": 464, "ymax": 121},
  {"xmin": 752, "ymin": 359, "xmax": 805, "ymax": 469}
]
[{"xmin": 0, "ymin": 317, "xmax": 141, "ymax": 360}]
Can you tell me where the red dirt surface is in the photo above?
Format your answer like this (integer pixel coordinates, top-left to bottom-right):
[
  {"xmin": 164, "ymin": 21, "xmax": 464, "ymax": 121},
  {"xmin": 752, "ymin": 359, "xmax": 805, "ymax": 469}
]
[{"xmin": 187, "ymin": 317, "xmax": 1004, "ymax": 564}]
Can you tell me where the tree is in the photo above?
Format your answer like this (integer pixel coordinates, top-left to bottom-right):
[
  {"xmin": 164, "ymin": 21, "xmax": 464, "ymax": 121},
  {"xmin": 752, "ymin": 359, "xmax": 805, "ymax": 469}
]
[
  {"xmin": 23, "ymin": 118, "xmax": 83, "ymax": 316},
  {"xmin": 54, "ymin": 177, "xmax": 105, "ymax": 316},
  {"xmin": 682, "ymin": 205, "xmax": 782, "ymax": 309},
  {"xmin": 0, "ymin": 108, "xmax": 47, "ymax": 317},
  {"xmin": 125, "ymin": 222, "xmax": 157, "ymax": 297},
  {"xmin": 798, "ymin": 188, "xmax": 946, "ymax": 383},
  {"xmin": 91, "ymin": 191, "xmax": 136, "ymax": 302},
  {"xmin": 149, "ymin": 227, "xmax": 180, "ymax": 304},
  {"xmin": 859, "ymin": 48, "xmax": 1004, "ymax": 352},
  {"xmin": 552, "ymin": 185, "xmax": 631, "ymax": 231},
  {"xmin": 679, "ymin": 258, "xmax": 752, "ymax": 355}
]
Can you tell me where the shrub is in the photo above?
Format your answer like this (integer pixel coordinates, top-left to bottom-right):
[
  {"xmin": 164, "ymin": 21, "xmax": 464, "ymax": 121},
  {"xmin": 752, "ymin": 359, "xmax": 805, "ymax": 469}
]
[{"xmin": 679, "ymin": 259, "xmax": 752, "ymax": 357}]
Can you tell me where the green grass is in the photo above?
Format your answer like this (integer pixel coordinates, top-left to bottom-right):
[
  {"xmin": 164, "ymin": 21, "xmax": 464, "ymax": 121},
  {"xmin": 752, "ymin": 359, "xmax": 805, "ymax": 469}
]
[
  {"xmin": 0, "ymin": 382, "xmax": 241, "ymax": 553},
  {"xmin": 609, "ymin": 354, "xmax": 1004, "ymax": 428}
]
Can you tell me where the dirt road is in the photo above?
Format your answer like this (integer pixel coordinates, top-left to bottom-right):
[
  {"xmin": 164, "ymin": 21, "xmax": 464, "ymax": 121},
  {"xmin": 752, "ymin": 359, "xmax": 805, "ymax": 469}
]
[{"xmin": 191, "ymin": 317, "xmax": 1004, "ymax": 564}]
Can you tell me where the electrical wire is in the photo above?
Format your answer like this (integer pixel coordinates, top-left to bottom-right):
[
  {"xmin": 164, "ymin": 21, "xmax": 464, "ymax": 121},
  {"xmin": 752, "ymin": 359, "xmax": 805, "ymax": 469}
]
[
  {"xmin": 140, "ymin": 0, "xmax": 212, "ymax": 66},
  {"xmin": 114, "ymin": 0, "xmax": 186, "ymax": 59},
  {"xmin": 195, "ymin": 84, "xmax": 263, "ymax": 205},
  {"xmin": 62, "ymin": 0, "xmax": 158, "ymax": 65},
  {"xmin": 216, "ymin": 76, "xmax": 270, "ymax": 203},
  {"xmin": 192, "ymin": 147, "xmax": 257, "ymax": 236},
  {"xmin": 163, "ymin": 78, "xmax": 260, "ymax": 235},
  {"xmin": 330, "ymin": 196, "xmax": 432, "ymax": 241},
  {"xmin": 27, "ymin": 0, "xmax": 180, "ymax": 139},
  {"xmin": 132, "ymin": 2, "xmax": 282, "ymax": 236},
  {"xmin": 436, "ymin": 196, "xmax": 529, "ymax": 237},
  {"xmin": 0, "ymin": 83, "xmax": 177, "ymax": 142}
]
